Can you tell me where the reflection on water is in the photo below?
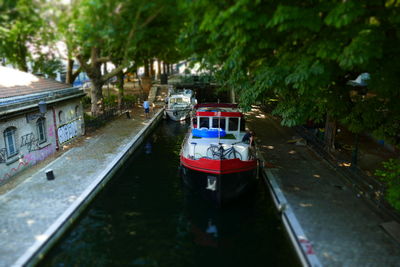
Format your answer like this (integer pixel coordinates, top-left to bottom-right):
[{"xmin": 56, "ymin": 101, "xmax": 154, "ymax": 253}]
[
  {"xmin": 144, "ymin": 141, "xmax": 152, "ymax": 154},
  {"xmin": 206, "ymin": 219, "xmax": 218, "ymax": 238},
  {"xmin": 40, "ymin": 120, "xmax": 300, "ymax": 267}
]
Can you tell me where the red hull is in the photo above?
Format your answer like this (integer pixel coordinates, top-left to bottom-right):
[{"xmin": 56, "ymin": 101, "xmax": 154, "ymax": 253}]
[{"xmin": 180, "ymin": 155, "xmax": 257, "ymax": 175}]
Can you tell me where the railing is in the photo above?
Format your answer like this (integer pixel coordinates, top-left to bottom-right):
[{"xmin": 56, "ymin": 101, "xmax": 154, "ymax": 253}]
[{"xmin": 84, "ymin": 102, "xmax": 134, "ymax": 131}]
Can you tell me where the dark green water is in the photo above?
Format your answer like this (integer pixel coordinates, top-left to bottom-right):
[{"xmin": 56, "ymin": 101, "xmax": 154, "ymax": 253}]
[{"xmin": 40, "ymin": 120, "xmax": 300, "ymax": 267}]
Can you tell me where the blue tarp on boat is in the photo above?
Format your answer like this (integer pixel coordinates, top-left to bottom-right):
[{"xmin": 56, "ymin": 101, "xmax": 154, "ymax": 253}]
[{"xmin": 192, "ymin": 128, "xmax": 226, "ymax": 138}]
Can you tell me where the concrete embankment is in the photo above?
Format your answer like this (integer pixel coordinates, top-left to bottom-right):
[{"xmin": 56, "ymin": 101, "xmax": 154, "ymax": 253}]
[
  {"xmin": 248, "ymin": 106, "xmax": 400, "ymax": 267},
  {"xmin": 0, "ymin": 109, "xmax": 164, "ymax": 267}
]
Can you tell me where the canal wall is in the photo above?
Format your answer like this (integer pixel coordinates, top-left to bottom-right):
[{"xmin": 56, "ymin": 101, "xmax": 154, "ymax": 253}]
[
  {"xmin": 257, "ymin": 151, "xmax": 322, "ymax": 267},
  {"xmin": 13, "ymin": 109, "xmax": 165, "ymax": 267}
]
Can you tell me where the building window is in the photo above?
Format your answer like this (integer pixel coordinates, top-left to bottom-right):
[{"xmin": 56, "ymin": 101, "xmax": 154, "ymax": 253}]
[
  {"xmin": 58, "ymin": 110, "xmax": 64, "ymax": 124},
  {"xmin": 36, "ymin": 118, "xmax": 47, "ymax": 144},
  {"xmin": 4, "ymin": 127, "xmax": 18, "ymax": 158}
]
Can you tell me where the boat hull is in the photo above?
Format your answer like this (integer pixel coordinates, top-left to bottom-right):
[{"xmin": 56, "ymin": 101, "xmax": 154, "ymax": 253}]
[
  {"xmin": 165, "ymin": 108, "xmax": 191, "ymax": 121},
  {"xmin": 180, "ymin": 158, "xmax": 258, "ymax": 207}
]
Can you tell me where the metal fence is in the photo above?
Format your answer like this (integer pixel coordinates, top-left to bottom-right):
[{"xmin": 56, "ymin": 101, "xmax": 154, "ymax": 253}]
[{"xmin": 84, "ymin": 102, "xmax": 134, "ymax": 131}]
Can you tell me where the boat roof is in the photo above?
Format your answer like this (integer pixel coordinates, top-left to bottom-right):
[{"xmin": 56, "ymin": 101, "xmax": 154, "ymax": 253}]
[
  {"xmin": 195, "ymin": 111, "xmax": 242, "ymax": 117},
  {"xmin": 194, "ymin": 103, "xmax": 238, "ymax": 109},
  {"xmin": 194, "ymin": 103, "xmax": 242, "ymax": 118},
  {"xmin": 170, "ymin": 93, "xmax": 191, "ymax": 98}
]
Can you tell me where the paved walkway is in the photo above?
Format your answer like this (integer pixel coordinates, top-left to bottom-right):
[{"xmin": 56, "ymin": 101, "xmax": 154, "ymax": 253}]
[
  {"xmin": 246, "ymin": 106, "xmax": 400, "ymax": 267},
  {"xmin": 0, "ymin": 108, "xmax": 162, "ymax": 267}
]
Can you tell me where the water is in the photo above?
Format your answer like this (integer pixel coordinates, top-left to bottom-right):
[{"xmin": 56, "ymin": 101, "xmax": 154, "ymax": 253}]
[{"xmin": 40, "ymin": 120, "xmax": 300, "ymax": 267}]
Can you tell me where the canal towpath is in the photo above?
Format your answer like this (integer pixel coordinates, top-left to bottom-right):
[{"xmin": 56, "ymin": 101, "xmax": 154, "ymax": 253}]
[
  {"xmin": 0, "ymin": 107, "xmax": 163, "ymax": 267},
  {"xmin": 246, "ymin": 106, "xmax": 400, "ymax": 267}
]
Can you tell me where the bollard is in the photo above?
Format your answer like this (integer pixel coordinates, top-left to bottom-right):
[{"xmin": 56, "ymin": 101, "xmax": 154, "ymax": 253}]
[{"xmin": 46, "ymin": 169, "xmax": 55, "ymax": 180}]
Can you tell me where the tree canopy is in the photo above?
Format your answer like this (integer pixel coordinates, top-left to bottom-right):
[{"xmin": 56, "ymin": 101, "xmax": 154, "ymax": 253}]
[
  {"xmin": 2, "ymin": 0, "xmax": 400, "ymax": 145},
  {"xmin": 56, "ymin": 0, "xmax": 182, "ymax": 114},
  {"xmin": 0, "ymin": 0, "xmax": 60, "ymax": 75},
  {"xmin": 180, "ymin": 0, "xmax": 400, "ymax": 145}
]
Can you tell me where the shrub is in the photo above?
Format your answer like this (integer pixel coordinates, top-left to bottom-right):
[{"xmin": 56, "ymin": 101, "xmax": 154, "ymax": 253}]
[
  {"xmin": 84, "ymin": 112, "xmax": 106, "ymax": 129},
  {"xmin": 375, "ymin": 158, "xmax": 400, "ymax": 211},
  {"xmin": 103, "ymin": 95, "xmax": 118, "ymax": 108},
  {"xmin": 81, "ymin": 96, "xmax": 91, "ymax": 109},
  {"xmin": 123, "ymin": 94, "xmax": 137, "ymax": 107}
]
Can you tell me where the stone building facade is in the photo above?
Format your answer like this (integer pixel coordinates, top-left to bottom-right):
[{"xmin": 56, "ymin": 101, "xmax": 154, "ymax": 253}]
[{"xmin": 0, "ymin": 66, "xmax": 86, "ymax": 183}]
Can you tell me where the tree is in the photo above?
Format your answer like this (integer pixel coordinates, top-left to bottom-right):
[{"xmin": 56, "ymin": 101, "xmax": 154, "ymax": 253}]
[
  {"xmin": 59, "ymin": 0, "xmax": 165, "ymax": 115},
  {"xmin": 181, "ymin": 0, "xmax": 400, "ymax": 149},
  {"xmin": 0, "ymin": 0, "xmax": 58, "ymax": 74}
]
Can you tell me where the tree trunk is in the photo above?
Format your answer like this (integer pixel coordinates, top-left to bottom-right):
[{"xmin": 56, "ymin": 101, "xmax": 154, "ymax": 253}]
[
  {"xmin": 324, "ymin": 113, "xmax": 337, "ymax": 152},
  {"xmin": 163, "ymin": 62, "xmax": 167, "ymax": 74},
  {"xmin": 90, "ymin": 80, "xmax": 104, "ymax": 116},
  {"xmin": 144, "ymin": 59, "xmax": 150, "ymax": 77},
  {"xmin": 166, "ymin": 63, "xmax": 170, "ymax": 75},
  {"xmin": 150, "ymin": 59, "xmax": 155, "ymax": 80},
  {"xmin": 66, "ymin": 58, "xmax": 74, "ymax": 84},
  {"xmin": 17, "ymin": 57, "xmax": 28, "ymax": 72},
  {"xmin": 230, "ymin": 88, "xmax": 236, "ymax": 103},
  {"xmin": 116, "ymin": 70, "xmax": 124, "ymax": 110},
  {"xmin": 85, "ymin": 48, "xmax": 104, "ymax": 116},
  {"xmin": 66, "ymin": 57, "xmax": 82, "ymax": 85},
  {"xmin": 16, "ymin": 42, "xmax": 28, "ymax": 72},
  {"xmin": 157, "ymin": 59, "xmax": 162, "ymax": 80},
  {"xmin": 77, "ymin": 47, "xmax": 128, "ymax": 115}
]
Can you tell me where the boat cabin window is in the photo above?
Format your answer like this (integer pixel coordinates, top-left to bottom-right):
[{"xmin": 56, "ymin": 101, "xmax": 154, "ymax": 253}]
[
  {"xmin": 240, "ymin": 118, "xmax": 246, "ymax": 131},
  {"xmin": 170, "ymin": 98, "xmax": 183, "ymax": 104},
  {"xmin": 212, "ymin": 118, "xmax": 226, "ymax": 130},
  {"xmin": 228, "ymin": 117, "xmax": 239, "ymax": 131},
  {"xmin": 199, "ymin": 117, "xmax": 209, "ymax": 128}
]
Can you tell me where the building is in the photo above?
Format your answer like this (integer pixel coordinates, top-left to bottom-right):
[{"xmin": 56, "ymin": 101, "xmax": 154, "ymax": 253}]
[{"xmin": 0, "ymin": 66, "xmax": 86, "ymax": 183}]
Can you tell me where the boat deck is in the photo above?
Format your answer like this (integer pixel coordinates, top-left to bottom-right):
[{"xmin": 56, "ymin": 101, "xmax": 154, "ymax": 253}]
[{"xmin": 183, "ymin": 133, "xmax": 250, "ymax": 160}]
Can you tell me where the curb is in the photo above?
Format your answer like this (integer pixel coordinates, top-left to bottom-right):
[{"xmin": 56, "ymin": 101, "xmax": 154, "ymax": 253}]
[
  {"xmin": 15, "ymin": 109, "xmax": 165, "ymax": 267},
  {"xmin": 257, "ymin": 150, "xmax": 322, "ymax": 267}
]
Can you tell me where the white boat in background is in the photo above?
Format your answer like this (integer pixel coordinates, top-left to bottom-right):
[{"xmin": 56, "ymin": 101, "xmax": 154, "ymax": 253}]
[{"xmin": 165, "ymin": 89, "xmax": 197, "ymax": 121}]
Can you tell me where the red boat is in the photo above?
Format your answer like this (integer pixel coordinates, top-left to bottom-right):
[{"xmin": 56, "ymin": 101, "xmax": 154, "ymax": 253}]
[{"xmin": 180, "ymin": 103, "xmax": 258, "ymax": 207}]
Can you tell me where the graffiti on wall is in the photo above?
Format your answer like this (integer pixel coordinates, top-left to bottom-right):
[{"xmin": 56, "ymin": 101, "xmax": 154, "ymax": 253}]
[
  {"xmin": 0, "ymin": 148, "xmax": 6, "ymax": 163},
  {"xmin": 48, "ymin": 125, "xmax": 55, "ymax": 137},
  {"xmin": 24, "ymin": 144, "xmax": 55, "ymax": 165},
  {"xmin": 58, "ymin": 120, "xmax": 78, "ymax": 144},
  {"xmin": 20, "ymin": 133, "xmax": 39, "ymax": 152},
  {"xmin": 2, "ymin": 144, "xmax": 55, "ymax": 181}
]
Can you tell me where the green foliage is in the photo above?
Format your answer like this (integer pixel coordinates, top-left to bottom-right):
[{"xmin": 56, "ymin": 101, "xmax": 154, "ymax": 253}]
[
  {"xmin": 375, "ymin": 159, "xmax": 400, "ymax": 211},
  {"xmin": 81, "ymin": 96, "xmax": 91, "ymax": 109},
  {"xmin": 122, "ymin": 94, "xmax": 137, "ymax": 107},
  {"xmin": 324, "ymin": 1, "xmax": 365, "ymax": 28},
  {"xmin": 83, "ymin": 112, "xmax": 106, "ymax": 128},
  {"xmin": 32, "ymin": 57, "xmax": 64, "ymax": 79},
  {"xmin": 103, "ymin": 95, "xmax": 118, "ymax": 108},
  {"xmin": 181, "ymin": 0, "xmax": 400, "ymax": 144},
  {"xmin": 0, "ymin": 0, "xmax": 56, "ymax": 71}
]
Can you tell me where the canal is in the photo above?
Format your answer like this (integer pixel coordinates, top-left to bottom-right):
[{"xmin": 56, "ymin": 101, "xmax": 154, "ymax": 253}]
[{"xmin": 39, "ymin": 120, "xmax": 300, "ymax": 267}]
